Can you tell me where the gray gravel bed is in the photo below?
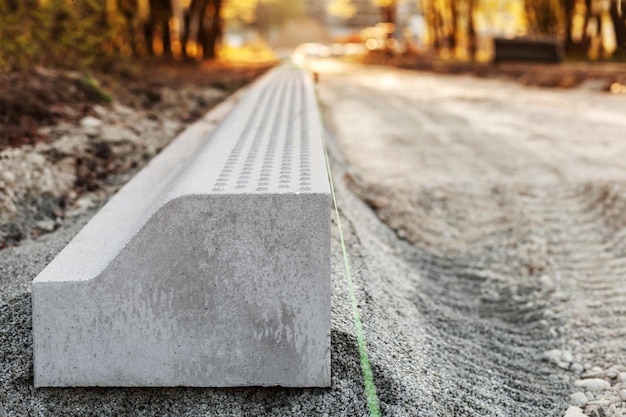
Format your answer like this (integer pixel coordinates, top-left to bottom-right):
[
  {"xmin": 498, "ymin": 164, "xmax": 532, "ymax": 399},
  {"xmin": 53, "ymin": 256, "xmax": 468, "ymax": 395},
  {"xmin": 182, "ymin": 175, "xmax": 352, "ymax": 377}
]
[{"xmin": 0, "ymin": 131, "xmax": 573, "ymax": 416}]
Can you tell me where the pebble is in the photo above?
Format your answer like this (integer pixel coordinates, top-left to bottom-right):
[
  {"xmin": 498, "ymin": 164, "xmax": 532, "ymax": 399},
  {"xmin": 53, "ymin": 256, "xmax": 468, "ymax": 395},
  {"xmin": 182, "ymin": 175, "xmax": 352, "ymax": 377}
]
[
  {"xmin": 608, "ymin": 404, "xmax": 620, "ymax": 417},
  {"xmin": 586, "ymin": 400, "xmax": 611, "ymax": 407},
  {"xmin": 66, "ymin": 195, "xmax": 98, "ymax": 217},
  {"xmin": 574, "ymin": 378, "xmax": 611, "ymax": 392},
  {"xmin": 1, "ymin": 170, "xmax": 16, "ymax": 183},
  {"xmin": 543, "ymin": 349, "xmax": 562, "ymax": 363},
  {"xmin": 606, "ymin": 367, "xmax": 619, "ymax": 379},
  {"xmin": 101, "ymin": 125, "xmax": 138, "ymax": 143},
  {"xmin": 618, "ymin": 373, "xmax": 626, "ymax": 384},
  {"xmin": 34, "ymin": 220, "xmax": 56, "ymax": 232},
  {"xmin": 569, "ymin": 392, "xmax": 588, "ymax": 407},
  {"xmin": 80, "ymin": 116, "xmax": 102, "ymax": 128},
  {"xmin": 564, "ymin": 406, "xmax": 586, "ymax": 417},
  {"xmin": 562, "ymin": 351, "xmax": 574, "ymax": 364},
  {"xmin": 570, "ymin": 363, "xmax": 584, "ymax": 373},
  {"xmin": 539, "ymin": 274, "xmax": 555, "ymax": 291},
  {"xmin": 542, "ymin": 349, "xmax": 574, "ymax": 367},
  {"xmin": 620, "ymin": 390, "xmax": 626, "ymax": 400},
  {"xmin": 582, "ymin": 367, "xmax": 605, "ymax": 378}
]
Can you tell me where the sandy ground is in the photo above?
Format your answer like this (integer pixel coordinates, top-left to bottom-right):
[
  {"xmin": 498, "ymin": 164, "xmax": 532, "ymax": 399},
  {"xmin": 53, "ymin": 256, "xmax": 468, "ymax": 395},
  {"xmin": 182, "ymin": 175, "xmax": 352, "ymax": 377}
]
[
  {"xmin": 314, "ymin": 59, "xmax": 626, "ymax": 416},
  {"xmin": 1, "ymin": 60, "xmax": 626, "ymax": 416}
]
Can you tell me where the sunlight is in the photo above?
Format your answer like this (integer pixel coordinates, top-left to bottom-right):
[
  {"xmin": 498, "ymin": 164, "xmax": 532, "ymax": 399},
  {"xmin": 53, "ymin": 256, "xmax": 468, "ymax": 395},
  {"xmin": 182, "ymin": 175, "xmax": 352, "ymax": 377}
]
[
  {"xmin": 305, "ymin": 58, "xmax": 351, "ymax": 75},
  {"xmin": 218, "ymin": 45, "xmax": 277, "ymax": 64},
  {"xmin": 610, "ymin": 82, "xmax": 626, "ymax": 93},
  {"xmin": 186, "ymin": 40, "xmax": 199, "ymax": 59},
  {"xmin": 170, "ymin": 17, "xmax": 183, "ymax": 59},
  {"xmin": 153, "ymin": 36, "xmax": 164, "ymax": 57},
  {"xmin": 377, "ymin": 74, "xmax": 401, "ymax": 90}
]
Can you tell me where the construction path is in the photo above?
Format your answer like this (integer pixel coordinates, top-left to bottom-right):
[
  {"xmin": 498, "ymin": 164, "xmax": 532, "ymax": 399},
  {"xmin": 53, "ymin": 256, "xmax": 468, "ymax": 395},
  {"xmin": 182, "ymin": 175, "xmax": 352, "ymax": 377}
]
[
  {"xmin": 315, "ymin": 59, "xmax": 626, "ymax": 417},
  {"xmin": 2, "ymin": 61, "xmax": 626, "ymax": 416}
]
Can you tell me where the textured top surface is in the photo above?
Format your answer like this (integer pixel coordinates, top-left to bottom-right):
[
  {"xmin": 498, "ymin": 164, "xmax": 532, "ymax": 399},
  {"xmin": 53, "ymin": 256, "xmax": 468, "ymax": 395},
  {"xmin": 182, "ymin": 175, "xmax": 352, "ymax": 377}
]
[
  {"xmin": 214, "ymin": 67, "xmax": 321, "ymax": 193},
  {"xmin": 170, "ymin": 66, "xmax": 329, "ymax": 197},
  {"xmin": 34, "ymin": 66, "xmax": 329, "ymax": 283}
]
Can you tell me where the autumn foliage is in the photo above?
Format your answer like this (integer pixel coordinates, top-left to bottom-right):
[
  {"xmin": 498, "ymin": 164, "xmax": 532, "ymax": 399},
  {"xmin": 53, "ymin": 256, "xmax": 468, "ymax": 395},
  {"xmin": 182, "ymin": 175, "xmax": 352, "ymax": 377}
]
[
  {"xmin": 351, "ymin": 0, "xmax": 626, "ymax": 60},
  {"xmin": 0, "ymin": 0, "xmax": 296, "ymax": 72}
]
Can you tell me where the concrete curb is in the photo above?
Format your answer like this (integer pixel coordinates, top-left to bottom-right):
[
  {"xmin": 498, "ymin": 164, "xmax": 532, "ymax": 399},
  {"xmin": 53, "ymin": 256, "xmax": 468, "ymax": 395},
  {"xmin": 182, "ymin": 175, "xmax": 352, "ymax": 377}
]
[{"xmin": 32, "ymin": 66, "xmax": 331, "ymax": 388}]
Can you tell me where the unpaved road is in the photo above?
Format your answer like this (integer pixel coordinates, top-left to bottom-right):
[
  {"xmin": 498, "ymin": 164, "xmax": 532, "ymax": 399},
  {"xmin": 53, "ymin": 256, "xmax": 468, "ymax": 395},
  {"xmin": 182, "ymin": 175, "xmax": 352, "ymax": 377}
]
[
  {"xmin": 2, "ymin": 62, "xmax": 626, "ymax": 416},
  {"xmin": 315, "ymin": 59, "xmax": 626, "ymax": 416}
]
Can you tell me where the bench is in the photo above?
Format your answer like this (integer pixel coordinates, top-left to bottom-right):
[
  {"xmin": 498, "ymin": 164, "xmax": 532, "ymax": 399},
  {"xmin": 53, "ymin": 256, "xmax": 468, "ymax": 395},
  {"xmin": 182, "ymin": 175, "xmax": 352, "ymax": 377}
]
[
  {"xmin": 32, "ymin": 66, "xmax": 331, "ymax": 387},
  {"xmin": 493, "ymin": 37, "xmax": 563, "ymax": 63}
]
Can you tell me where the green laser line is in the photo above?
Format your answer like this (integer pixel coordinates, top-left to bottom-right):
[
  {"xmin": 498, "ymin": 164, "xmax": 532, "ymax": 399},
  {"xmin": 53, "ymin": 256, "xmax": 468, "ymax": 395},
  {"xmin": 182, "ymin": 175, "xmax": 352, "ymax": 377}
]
[{"xmin": 320, "ymin": 123, "xmax": 382, "ymax": 417}]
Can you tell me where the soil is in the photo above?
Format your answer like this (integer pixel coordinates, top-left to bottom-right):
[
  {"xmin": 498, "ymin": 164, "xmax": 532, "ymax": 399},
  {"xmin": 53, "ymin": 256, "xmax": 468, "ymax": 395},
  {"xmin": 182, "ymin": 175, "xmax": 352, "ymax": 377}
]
[
  {"xmin": 0, "ymin": 69, "xmax": 104, "ymax": 150},
  {"xmin": 0, "ymin": 60, "xmax": 272, "ymax": 151},
  {"xmin": 0, "ymin": 59, "xmax": 273, "ymax": 247}
]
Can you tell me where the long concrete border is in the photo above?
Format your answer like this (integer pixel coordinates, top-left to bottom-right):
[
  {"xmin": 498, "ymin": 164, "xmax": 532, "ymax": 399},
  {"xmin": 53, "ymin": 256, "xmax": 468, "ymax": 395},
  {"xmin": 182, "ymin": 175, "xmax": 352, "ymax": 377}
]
[{"xmin": 32, "ymin": 66, "xmax": 331, "ymax": 388}]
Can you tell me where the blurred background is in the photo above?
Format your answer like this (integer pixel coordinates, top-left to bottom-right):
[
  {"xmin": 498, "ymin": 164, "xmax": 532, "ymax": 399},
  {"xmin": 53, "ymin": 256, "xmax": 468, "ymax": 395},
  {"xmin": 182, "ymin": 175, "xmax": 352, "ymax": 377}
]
[{"xmin": 1, "ymin": 0, "xmax": 625, "ymax": 72}]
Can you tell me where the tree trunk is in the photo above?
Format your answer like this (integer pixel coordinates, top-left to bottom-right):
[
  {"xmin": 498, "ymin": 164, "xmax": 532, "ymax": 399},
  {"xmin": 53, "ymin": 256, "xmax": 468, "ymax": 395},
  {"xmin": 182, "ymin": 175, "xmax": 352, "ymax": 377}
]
[
  {"xmin": 144, "ymin": 20, "xmax": 154, "ymax": 55},
  {"xmin": 610, "ymin": 0, "xmax": 626, "ymax": 51},
  {"xmin": 381, "ymin": 4, "xmax": 396, "ymax": 24},
  {"xmin": 162, "ymin": 14, "xmax": 172, "ymax": 57},
  {"xmin": 181, "ymin": 8, "xmax": 191, "ymax": 59},
  {"xmin": 564, "ymin": 0, "xmax": 576, "ymax": 55},
  {"xmin": 449, "ymin": 0, "xmax": 458, "ymax": 55},
  {"xmin": 579, "ymin": 0, "xmax": 593, "ymax": 54},
  {"xmin": 596, "ymin": 12, "xmax": 606, "ymax": 58},
  {"xmin": 145, "ymin": 0, "xmax": 173, "ymax": 56},
  {"xmin": 435, "ymin": 8, "xmax": 446, "ymax": 53},
  {"xmin": 560, "ymin": 0, "xmax": 591, "ymax": 57},
  {"xmin": 524, "ymin": 0, "xmax": 538, "ymax": 35},
  {"xmin": 432, "ymin": 10, "xmax": 441, "ymax": 52},
  {"xmin": 201, "ymin": 0, "xmax": 222, "ymax": 60},
  {"xmin": 467, "ymin": 0, "xmax": 477, "ymax": 60}
]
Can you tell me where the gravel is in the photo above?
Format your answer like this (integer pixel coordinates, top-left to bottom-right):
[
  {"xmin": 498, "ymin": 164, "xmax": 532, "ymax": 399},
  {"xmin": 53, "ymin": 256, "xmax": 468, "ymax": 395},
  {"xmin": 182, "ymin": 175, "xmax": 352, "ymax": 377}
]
[
  {"xmin": 0, "ymin": 126, "xmax": 573, "ymax": 416},
  {"xmin": 314, "ymin": 60, "xmax": 626, "ymax": 416},
  {"xmin": 0, "ymin": 80, "xmax": 373, "ymax": 416},
  {"xmin": 564, "ymin": 407, "xmax": 586, "ymax": 417},
  {"xmin": 570, "ymin": 392, "xmax": 589, "ymax": 407},
  {"xmin": 2, "ymin": 62, "xmax": 626, "ymax": 416}
]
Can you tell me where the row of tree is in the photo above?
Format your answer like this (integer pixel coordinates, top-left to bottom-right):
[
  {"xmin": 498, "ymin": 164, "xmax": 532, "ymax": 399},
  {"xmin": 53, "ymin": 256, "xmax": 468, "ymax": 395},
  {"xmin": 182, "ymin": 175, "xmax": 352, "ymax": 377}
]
[
  {"xmin": 0, "ymin": 0, "xmax": 299, "ymax": 71},
  {"xmin": 2, "ymin": 0, "xmax": 625, "ymax": 70},
  {"xmin": 362, "ymin": 0, "xmax": 626, "ymax": 59}
]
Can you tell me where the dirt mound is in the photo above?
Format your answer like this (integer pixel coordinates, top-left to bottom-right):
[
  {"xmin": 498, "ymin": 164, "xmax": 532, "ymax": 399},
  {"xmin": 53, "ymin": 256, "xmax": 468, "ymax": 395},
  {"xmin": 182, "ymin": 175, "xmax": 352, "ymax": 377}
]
[
  {"xmin": 0, "ymin": 61, "xmax": 272, "ymax": 248},
  {"xmin": 0, "ymin": 69, "xmax": 110, "ymax": 151}
]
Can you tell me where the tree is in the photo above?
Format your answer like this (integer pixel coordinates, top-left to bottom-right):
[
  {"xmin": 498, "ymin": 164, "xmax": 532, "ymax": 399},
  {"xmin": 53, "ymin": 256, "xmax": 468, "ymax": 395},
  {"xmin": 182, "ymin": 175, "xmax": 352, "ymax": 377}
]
[
  {"xmin": 144, "ymin": 0, "xmax": 173, "ymax": 56},
  {"xmin": 186, "ymin": 0, "xmax": 296, "ymax": 60},
  {"xmin": 609, "ymin": 0, "xmax": 626, "ymax": 50},
  {"xmin": 524, "ymin": 0, "xmax": 561, "ymax": 35},
  {"xmin": 467, "ymin": 0, "xmax": 477, "ymax": 58}
]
